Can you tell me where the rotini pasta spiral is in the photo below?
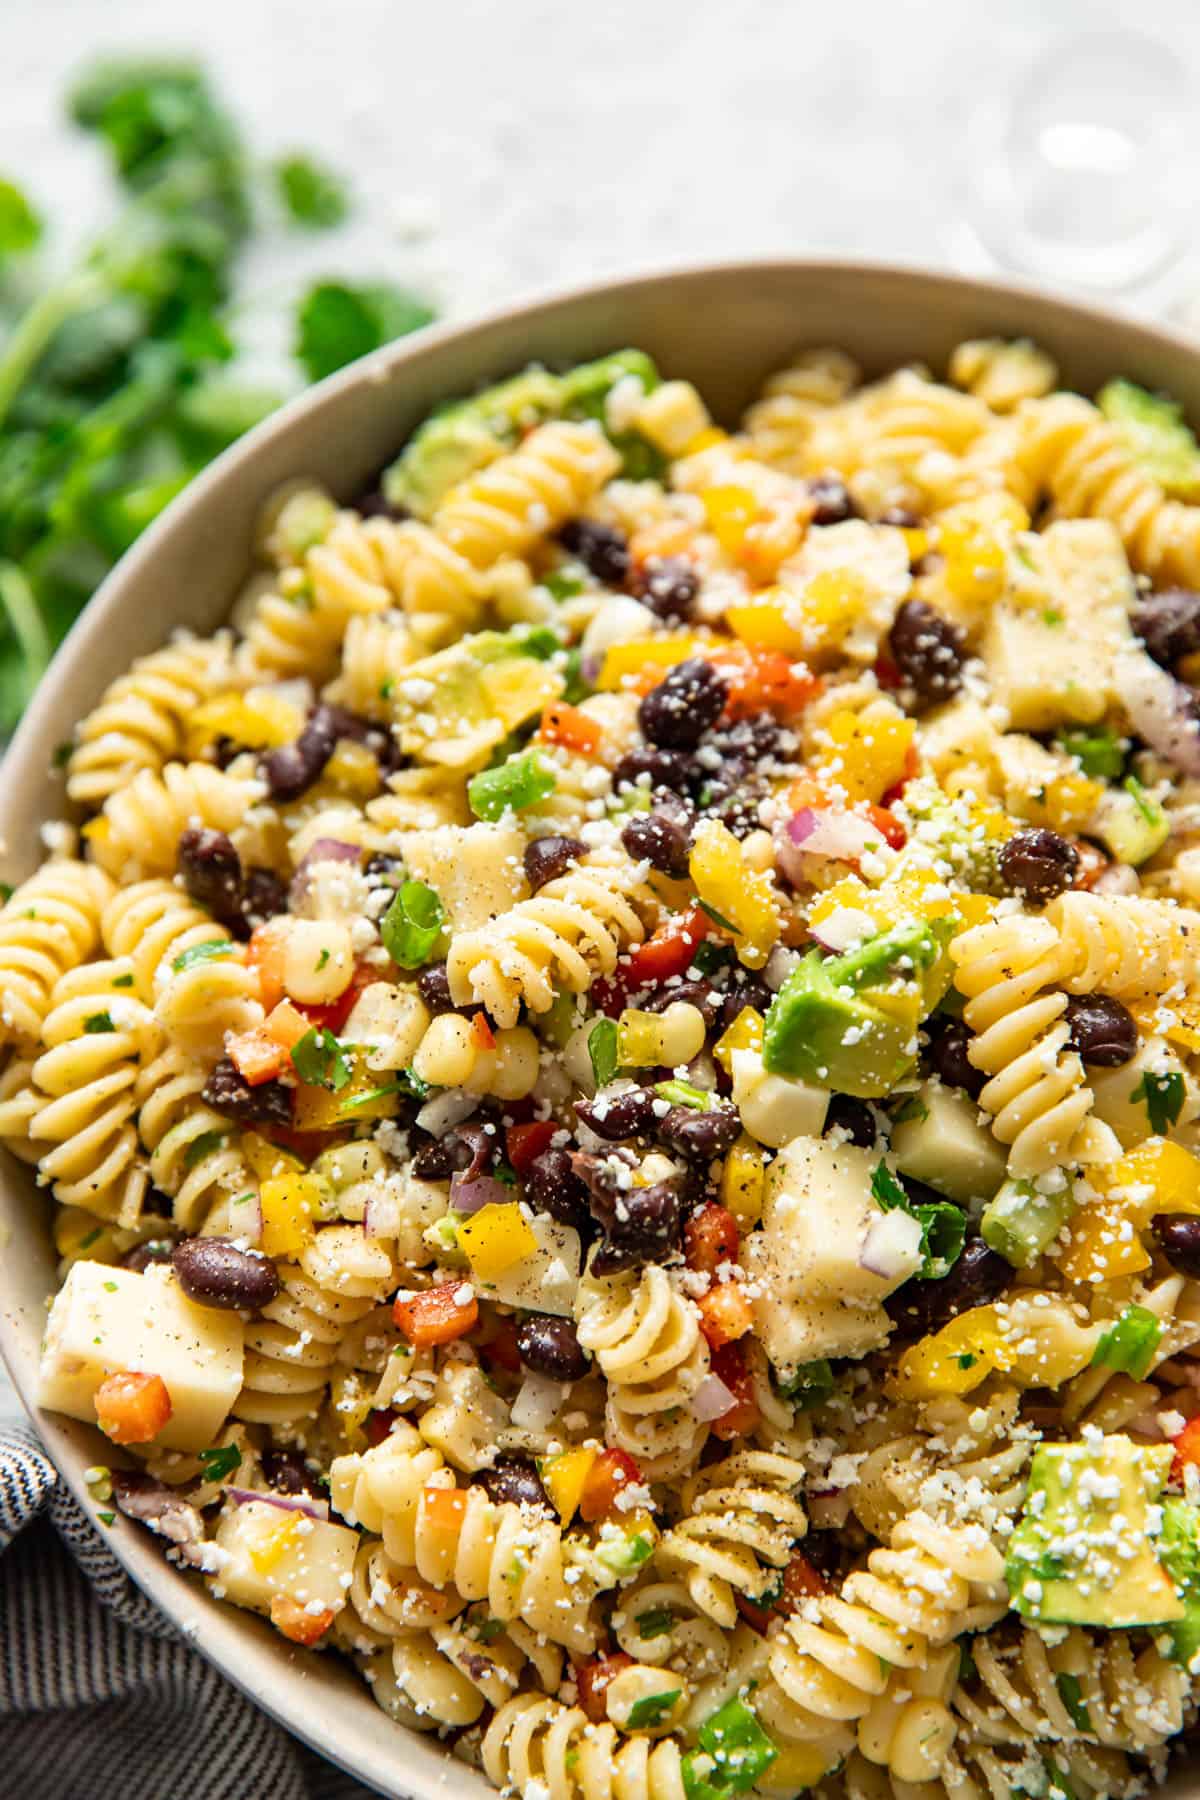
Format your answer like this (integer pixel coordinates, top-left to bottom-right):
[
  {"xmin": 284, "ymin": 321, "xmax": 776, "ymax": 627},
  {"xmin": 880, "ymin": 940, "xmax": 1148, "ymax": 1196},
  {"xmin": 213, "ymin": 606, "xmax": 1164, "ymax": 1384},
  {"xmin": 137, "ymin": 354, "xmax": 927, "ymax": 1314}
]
[
  {"xmin": 0, "ymin": 1058, "xmax": 46, "ymax": 1162},
  {"xmin": 101, "ymin": 877, "xmax": 262, "ymax": 1060},
  {"xmin": 1062, "ymin": 1274, "xmax": 1200, "ymax": 1431},
  {"xmin": 483, "ymin": 1693, "xmax": 688, "ymax": 1800},
  {"xmin": 949, "ymin": 914, "xmax": 1103, "ymax": 1176},
  {"xmin": 1046, "ymin": 890, "xmax": 1200, "ymax": 1001},
  {"xmin": 325, "ymin": 611, "xmax": 414, "ymax": 718},
  {"xmin": 89, "ymin": 761, "xmax": 265, "ymax": 881},
  {"xmin": 575, "ymin": 1263, "xmax": 710, "ymax": 1479},
  {"xmin": 433, "ymin": 421, "xmax": 620, "ymax": 569},
  {"xmin": 239, "ymin": 509, "xmax": 401, "ymax": 681},
  {"xmin": 0, "ymin": 859, "xmax": 113, "ymax": 1048},
  {"xmin": 135, "ymin": 1042, "xmax": 256, "ymax": 1235},
  {"xmin": 613, "ymin": 1576, "xmax": 731, "ymax": 1685},
  {"xmin": 842, "ymin": 1740, "xmax": 1144, "ymax": 1800},
  {"xmin": 234, "ymin": 1227, "xmax": 396, "ymax": 1431},
  {"xmin": 447, "ymin": 854, "xmax": 657, "ymax": 1028},
  {"xmin": 742, "ymin": 348, "xmax": 862, "ymax": 471},
  {"xmin": 948, "ymin": 339, "xmax": 1058, "ymax": 413},
  {"xmin": 29, "ymin": 958, "xmax": 160, "ymax": 1225},
  {"xmin": 768, "ymin": 1514, "xmax": 1006, "ymax": 1783},
  {"xmin": 1016, "ymin": 390, "xmax": 1200, "ymax": 588},
  {"xmin": 952, "ymin": 1625, "xmax": 1182, "ymax": 1754},
  {"xmin": 101, "ymin": 879, "xmax": 225, "ymax": 1000},
  {"xmin": 66, "ymin": 634, "xmax": 235, "ymax": 807},
  {"xmin": 657, "ymin": 1450, "xmax": 809, "ymax": 1629}
]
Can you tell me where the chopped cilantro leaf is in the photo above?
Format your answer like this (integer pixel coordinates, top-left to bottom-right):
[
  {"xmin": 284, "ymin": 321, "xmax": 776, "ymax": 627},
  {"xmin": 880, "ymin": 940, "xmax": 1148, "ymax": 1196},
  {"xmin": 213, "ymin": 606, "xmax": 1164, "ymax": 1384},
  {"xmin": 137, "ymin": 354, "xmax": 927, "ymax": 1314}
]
[
  {"xmin": 291, "ymin": 1026, "xmax": 352, "ymax": 1091},
  {"xmin": 1132, "ymin": 1069, "xmax": 1185, "ymax": 1136}
]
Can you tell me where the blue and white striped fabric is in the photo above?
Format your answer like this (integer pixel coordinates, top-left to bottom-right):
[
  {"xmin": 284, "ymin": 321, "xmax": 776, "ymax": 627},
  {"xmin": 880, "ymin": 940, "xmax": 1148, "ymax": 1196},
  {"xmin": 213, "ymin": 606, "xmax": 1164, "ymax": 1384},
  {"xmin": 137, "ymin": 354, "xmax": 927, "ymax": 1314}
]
[{"xmin": 0, "ymin": 1424, "xmax": 376, "ymax": 1800}]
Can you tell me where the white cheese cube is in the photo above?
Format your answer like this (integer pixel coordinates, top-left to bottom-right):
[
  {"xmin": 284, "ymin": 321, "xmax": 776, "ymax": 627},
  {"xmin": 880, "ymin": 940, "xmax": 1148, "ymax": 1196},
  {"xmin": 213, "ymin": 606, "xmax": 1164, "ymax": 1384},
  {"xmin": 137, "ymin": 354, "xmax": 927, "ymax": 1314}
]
[
  {"xmin": 486, "ymin": 1213, "xmax": 581, "ymax": 1316},
  {"xmin": 38, "ymin": 1262, "xmax": 244, "ymax": 1451},
  {"xmin": 211, "ymin": 1500, "xmax": 357, "ymax": 1615},
  {"xmin": 401, "ymin": 823, "xmax": 528, "ymax": 931},
  {"xmin": 891, "ymin": 1079, "xmax": 1007, "ymax": 1205}
]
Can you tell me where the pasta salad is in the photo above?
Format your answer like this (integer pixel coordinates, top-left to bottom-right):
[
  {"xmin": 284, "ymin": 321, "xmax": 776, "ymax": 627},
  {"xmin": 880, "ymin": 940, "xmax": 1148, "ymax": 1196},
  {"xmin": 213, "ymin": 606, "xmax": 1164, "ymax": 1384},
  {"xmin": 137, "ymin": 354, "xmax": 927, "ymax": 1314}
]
[{"xmin": 13, "ymin": 336, "xmax": 1200, "ymax": 1800}]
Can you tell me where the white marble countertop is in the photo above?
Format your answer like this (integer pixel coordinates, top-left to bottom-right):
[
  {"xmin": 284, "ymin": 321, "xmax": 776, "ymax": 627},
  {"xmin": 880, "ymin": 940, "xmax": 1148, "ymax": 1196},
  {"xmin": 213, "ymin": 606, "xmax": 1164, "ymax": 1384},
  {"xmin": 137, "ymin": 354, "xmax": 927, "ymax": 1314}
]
[{"xmin": 3, "ymin": 0, "xmax": 1200, "ymax": 1433}]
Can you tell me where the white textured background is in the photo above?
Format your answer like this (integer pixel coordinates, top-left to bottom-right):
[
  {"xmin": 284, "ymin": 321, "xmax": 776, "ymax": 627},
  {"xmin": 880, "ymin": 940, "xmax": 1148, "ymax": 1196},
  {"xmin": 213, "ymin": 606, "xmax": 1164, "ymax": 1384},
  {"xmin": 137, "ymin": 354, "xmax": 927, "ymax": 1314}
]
[{"xmin": 2, "ymin": 0, "xmax": 1200, "ymax": 1421}]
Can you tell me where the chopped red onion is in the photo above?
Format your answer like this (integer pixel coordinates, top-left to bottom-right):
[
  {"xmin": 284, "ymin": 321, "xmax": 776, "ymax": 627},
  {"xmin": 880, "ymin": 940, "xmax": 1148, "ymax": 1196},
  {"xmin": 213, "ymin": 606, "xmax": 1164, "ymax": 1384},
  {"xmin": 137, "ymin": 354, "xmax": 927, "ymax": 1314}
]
[
  {"xmin": 288, "ymin": 837, "xmax": 363, "ymax": 908},
  {"xmin": 776, "ymin": 808, "xmax": 885, "ymax": 885},
  {"xmin": 693, "ymin": 1373, "xmax": 737, "ymax": 1422},
  {"xmin": 416, "ymin": 1090, "xmax": 479, "ymax": 1136},
  {"xmin": 859, "ymin": 1209, "xmax": 923, "ymax": 1280},
  {"xmin": 764, "ymin": 945, "xmax": 801, "ymax": 991},
  {"xmin": 510, "ymin": 1372, "xmax": 565, "ymax": 1432},
  {"xmin": 450, "ymin": 1174, "xmax": 510, "ymax": 1214},
  {"xmin": 1115, "ymin": 649, "xmax": 1200, "ymax": 779},
  {"xmin": 228, "ymin": 1487, "xmax": 329, "ymax": 1522}
]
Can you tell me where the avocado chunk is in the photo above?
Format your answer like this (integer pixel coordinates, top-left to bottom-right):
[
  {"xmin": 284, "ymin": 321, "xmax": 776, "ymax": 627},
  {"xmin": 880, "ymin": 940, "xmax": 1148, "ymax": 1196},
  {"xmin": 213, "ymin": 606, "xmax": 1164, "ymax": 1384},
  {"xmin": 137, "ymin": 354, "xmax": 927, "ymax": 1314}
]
[
  {"xmin": 982, "ymin": 1174, "xmax": 1076, "ymax": 1268},
  {"xmin": 559, "ymin": 348, "xmax": 660, "ymax": 419},
  {"xmin": 1089, "ymin": 777, "xmax": 1170, "ymax": 867},
  {"xmin": 762, "ymin": 920, "xmax": 937, "ymax": 1099},
  {"xmin": 1006, "ymin": 1436, "xmax": 1184, "ymax": 1628},
  {"xmin": 1158, "ymin": 1497, "xmax": 1200, "ymax": 1669},
  {"xmin": 383, "ymin": 367, "xmax": 563, "ymax": 517},
  {"xmin": 1099, "ymin": 378, "xmax": 1200, "ymax": 501}
]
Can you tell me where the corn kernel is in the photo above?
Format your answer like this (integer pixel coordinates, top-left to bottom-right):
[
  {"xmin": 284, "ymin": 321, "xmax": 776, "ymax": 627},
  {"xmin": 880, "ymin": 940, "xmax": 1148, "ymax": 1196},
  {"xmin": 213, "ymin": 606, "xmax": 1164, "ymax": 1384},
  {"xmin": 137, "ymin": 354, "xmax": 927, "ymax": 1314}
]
[{"xmin": 618, "ymin": 1003, "xmax": 706, "ymax": 1069}]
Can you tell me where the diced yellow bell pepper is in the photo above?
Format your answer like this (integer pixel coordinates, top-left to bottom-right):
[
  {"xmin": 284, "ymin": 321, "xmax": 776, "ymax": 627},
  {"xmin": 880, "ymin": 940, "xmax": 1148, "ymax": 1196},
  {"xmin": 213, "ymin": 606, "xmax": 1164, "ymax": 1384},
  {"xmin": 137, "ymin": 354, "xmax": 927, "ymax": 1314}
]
[
  {"xmin": 617, "ymin": 1008, "xmax": 666, "ymax": 1068},
  {"xmin": 689, "ymin": 819, "xmax": 779, "ymax": 969},
  {"xmin": 900, "ymin": 526, "xmax": 929, "ymax": 564},
  {"xmin": 891, "ymin": 1305, "xmax": 1006, "ymax": 1400},
  {"xmin": 687, "ymin": 427, "xmax": 727, "ymax": 454},
  {"xmin": 597, "ymin": 635, "xmax": 709, "ymax": 692},
  {"xmin": 790, "ymin": 567, "xmax": 876, "ymax": 657},
  {"xmin": 720, "ymin": 1134, "xmax": 765, "ymax": 1227},
  {"xmin": 1105, "ymin": 1137, "xmax": 1200, "ymax": 1222},
  {"xmin": 260, "ymin": 1173, "xmax": 324, "ymax": 1259},
  {"xmin": 329, "ymin": 1369, "xmax": 375, "ymax": 1451},
  {"xmin": 1055, "ymin": 1199, "xmax": 1151, "ymax": 1285},
  {"xmin": 726, "ymin": 596, "xmax": 808, "ymax": 654},
  {"xmin": 242, "ymin": 1132, "xmax": 304, "ymax": 1182},
  {"xmin": 713, "ymin": 1006, "xmax": 764, "ymax": 1075},
  {"xmin": 759, "ymin": 1744, "xmax": 839, "ymax": 1795},
  {"xmin": 702, "ymin": 485, "xmax": 759, "ymax": 556},
  {"xmin": 540, "ymin": 1448, "xmax": 596, "ymax": 1524},
  {"xmin": 1134, "ymin": 995, "xmax": 1200, "ymax": 1056},
  {"xmin": 815, "ymin": 707, "xmax": 916, "ymax": 805},
  {"xmin": 1015, "ymin": 771, "xmax": 1106, "ymax": 835},
  {"xmin": 293, "ymin": 1062, "xmax": 396, "ymax": 1132},
  {"xmin": 248, "ymin": 1514, "xmax": 301, "ymax": 1574},
  {"xmin": 457, "ymin": 1202, "xmax": 537, "ymax": 1283},
  {"xmin": 186, "ymin": 691, "xmax": 303, "ymax": 759}
]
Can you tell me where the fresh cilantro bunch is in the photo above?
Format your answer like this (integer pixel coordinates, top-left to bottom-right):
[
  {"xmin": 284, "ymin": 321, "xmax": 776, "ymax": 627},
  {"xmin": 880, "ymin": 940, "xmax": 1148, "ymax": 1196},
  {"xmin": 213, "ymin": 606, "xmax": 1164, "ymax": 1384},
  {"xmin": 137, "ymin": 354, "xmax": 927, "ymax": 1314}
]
[{"xmin": 0, "ymin": 59, "xmax": 434, "ymax": 732}]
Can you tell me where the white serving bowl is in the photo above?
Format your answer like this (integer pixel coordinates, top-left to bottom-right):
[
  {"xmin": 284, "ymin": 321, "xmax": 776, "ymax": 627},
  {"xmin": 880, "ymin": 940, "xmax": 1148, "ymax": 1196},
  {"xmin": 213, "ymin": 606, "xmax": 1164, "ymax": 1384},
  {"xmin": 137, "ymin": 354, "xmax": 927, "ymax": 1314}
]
[{"xmin": 3, "ymin": 260, "xmax": 1198, "ymax": 1797}]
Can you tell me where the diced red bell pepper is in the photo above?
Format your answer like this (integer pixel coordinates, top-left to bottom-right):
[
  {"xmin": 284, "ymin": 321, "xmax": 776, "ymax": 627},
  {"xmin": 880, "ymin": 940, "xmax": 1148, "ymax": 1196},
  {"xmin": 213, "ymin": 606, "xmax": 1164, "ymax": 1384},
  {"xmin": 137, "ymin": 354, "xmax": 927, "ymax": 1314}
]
[
  {"xmin": 735, "ymin": 1548, "xmax": 828, "ymax": 1633},
  {"xmin": 713, "ymin": 643, "xmax": 822, "ymax": 722},
  {"xmin": 365, "ymin": 1407, "xmax": 399, "ymax": 1447},
  {"xmin": 477, "ymin": 1314, "xmax": 522, "ymax": 1374},
  {"xmin": 95, "ymin": 1371, "xmax": 172, "ymax": 1444},
  {"xmin": 575, "ymin": 1652, "xmax": 634, "ymax": 1723},
  {"xmin": 685, "ymin": 1202, "xmax": 739, "ymax": 1275},
  {"xmin": 624, "ymin": 905, "xmax": 708, "ymax": 988},
  {"xmin": 541, "ymin": 702, "xmax": 603, "ymax": 757},
  {"xmin": 471, "ymin": 1011, "xmax": 496, "ymax": 1050},
  {"xmin": 297, "ymin": 964, "xmax": 373, "ymax": 1035},
  {"xmin": 579, "ymin": 1448, "xmax": 641, "ymax": 1522},
  {"xmin": 394, "ymin": 1281, "xmax": 479, "ymax": 1347},
  {"xmin": 879, "ymin": 742, "xmax": 920, "ymax": 809},
  {"xmin": 1172, "ymin": 1414, "xmax": 1200, "ymax": 1486},
  {"xmin": 698, "ymin": 1283, "xmax": 754, "ymax": 1350},
  {"xmin": 860, "ymin": 803, "xmax": 907, "ymax": 850},
  {"xmin": 709, "ymin": 1340, "xmax": 760, "ymax": 1440},
  {"xmin": 507, "ymin": 1119, "xmax": 558, "ymax": 1175},
  {"xmin": 247, "ymin": 920, "xmax": 289, "ymax": 1012}
]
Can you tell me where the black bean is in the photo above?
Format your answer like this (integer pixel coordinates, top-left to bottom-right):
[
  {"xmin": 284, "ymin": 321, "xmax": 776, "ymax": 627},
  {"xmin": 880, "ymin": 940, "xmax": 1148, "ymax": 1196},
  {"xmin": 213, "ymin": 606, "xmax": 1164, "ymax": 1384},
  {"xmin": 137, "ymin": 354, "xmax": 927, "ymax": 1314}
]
[
  {"xmin": 643, "ymin": 980, "xmax": 723, "ymax": 1029},
  {"xmin": 365, "ymin": 852, "xmax": 405, "ymax": 890},
  {"xmin": 201, "ymin": 1059, "xmax": 293, "ymax": 1130},
  {"xmin": 639, "ymin": 659, "xmax": 728, "ymax": 750},
  {"xmin": 356, "ymin": 488, "xmax": 408, "ymax": 521},
  {"xmin": 720, "ymin": 977, "xmax": 774, "ymax": 1034},
  {"xmin": 262, "ymin": 1448, "xmax": 322, "ymax": 1497},
  {"xmin": 558, "ymin": 518, "xmax": 631, "ymax": 586},
  {"xmin": 172, "ymin": 1237, "xmax": 280, "ymax": 1311},
  {"xmin": 524, "ymin": 835, "xmax": 586, "ymax": 892},
  {"xmin": 525, "ymin": 1147, "xmax": 591, "ymax": 1231},
  {"xmin": 1064, "ymin": 994, "xmax": 1139, "ymax": 1068},
  {"xmin": 807, "ymin": 475, "xmax": 858, "ymax": 525},
  {"xmin": 121, "ymin": 1238, "xmax": 176, "ymax": 1272},
  {"xmin": 998, "ymin": 828, "xmax": 1079, "ymax": 904},
  {"xmin": 583, "ymin": 1167, "xmax": 684, "ymax": 1273},
  {"xmin": 636, "ymin": 556, "xmax": 699, "ymax": 622},
  {"xmin": 925, "ymin": 1015, "xmax": 986, "ymax": 1099},
  {"xmin": 417, "ymin": 962, "xmax": 455, "ymax": 1013},
  {"xmin": 576, "ymin": 1087, "xmax": 659, "ymax": 1142},
  {"xmin": 479, "ymin": 1456, "xmax": 553, "ymax": 1514},
  {"xmin": 621, "ymin": 810, "xmax": 692, "ymax": 878},
  {"xmin": 1154, "ymin": 1214, "xmax": 1200, "ymax": 1279},
  {"xmin": 613, "ymin": 746, "xmax": 697, "ymax": 797},
  {"xmin": 240, "ymin": 867, "xmax": 287, "ymax": 931},
  {"xmin": 884, "ymin": 1236, "xmax": 1011, "ymax": 1339},
  {"xmin": 657, "ymin": 1103, "xmax": 741, "ymax": 1161},
  {"xmin": 824, "ymin": 1095, "xmax": 877, "ymax": 1149},
  {"xmin": 261, "ymin": 703, "xmax": 345, "ymax": 801},
  {"xmin": 177, "ymin": 828, "xmax": 243, "ymax": 925},
  {"xmin": 888, "ymin": 599, "xmax": 966, "ymax": 707},
  {"xmin": 1133, "ymin": 589, "xmax": 1200, "ymax": 669},
  {"xmin": 515, "ymin": 1314, "xmax": 590, "ymax": 1382},
  {"xmin": 109, "ymin": 1471, "xmax": 207, "ymax": 1566},
  {"xmin": 709, "ymin": 714, "xmax": 781, "ymax": 768},
  {"xmin": 411, "ymin": 1136, "xmax": 458, "ymax": 1180},
  {"xmin": 454, "ymin": 1122, "xmax": 496, "ymax": 1183}
]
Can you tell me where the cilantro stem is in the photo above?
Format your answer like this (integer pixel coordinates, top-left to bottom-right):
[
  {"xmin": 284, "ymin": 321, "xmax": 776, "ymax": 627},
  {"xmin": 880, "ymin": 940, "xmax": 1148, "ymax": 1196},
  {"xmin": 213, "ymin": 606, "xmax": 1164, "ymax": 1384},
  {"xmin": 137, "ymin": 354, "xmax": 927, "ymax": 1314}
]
[
  {"xmin": 0, "ymin": 561, "xmax": 51, "ymax": 697},
  {"xmin": 0, "ymin": 268, "xmax": 104, "ymax": 432}
]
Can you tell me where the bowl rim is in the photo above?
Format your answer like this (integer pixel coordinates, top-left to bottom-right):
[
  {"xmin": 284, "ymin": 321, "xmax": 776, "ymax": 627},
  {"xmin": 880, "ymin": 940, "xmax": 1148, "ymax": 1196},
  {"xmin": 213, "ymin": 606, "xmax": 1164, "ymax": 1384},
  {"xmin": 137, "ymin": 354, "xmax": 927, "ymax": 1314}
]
[{"xmin": 5, "ymin": 252, "xmax": 1200, "ymax": 1796}]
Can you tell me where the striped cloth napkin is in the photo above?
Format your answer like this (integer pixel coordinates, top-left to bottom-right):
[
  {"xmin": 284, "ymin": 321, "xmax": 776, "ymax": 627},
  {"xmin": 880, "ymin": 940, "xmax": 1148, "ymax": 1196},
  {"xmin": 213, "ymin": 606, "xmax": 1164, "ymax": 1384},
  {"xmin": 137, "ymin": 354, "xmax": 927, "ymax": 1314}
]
[{"xmin": 0, "ymin": 1424, "xmax": 376, "ymax": 1800}]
